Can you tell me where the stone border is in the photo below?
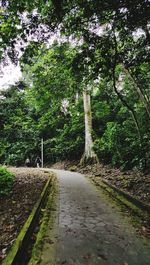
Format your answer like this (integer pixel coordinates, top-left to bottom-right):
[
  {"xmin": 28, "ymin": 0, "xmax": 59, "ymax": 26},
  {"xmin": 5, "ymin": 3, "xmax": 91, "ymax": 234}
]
[
  {"xmin": 28, "ymin": 172, "xmax": 58, "ymax": 265},
  {"xmin": 2, "ymin": 175, "xmax": 53, "ymax": 265},
  {"xmin": 101, "ymin": 179, "xmax": 150, "ymax": 214},
  {"xmin": 90, "ymin": 177, "xmax": 150, "ymax": 223}
]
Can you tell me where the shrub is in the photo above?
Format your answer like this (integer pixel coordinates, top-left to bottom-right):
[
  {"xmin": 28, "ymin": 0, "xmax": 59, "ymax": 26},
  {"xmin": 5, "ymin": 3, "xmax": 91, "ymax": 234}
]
[{"xmin": 0, "ymin": 167, "xmax": 15, "ymax": 195}]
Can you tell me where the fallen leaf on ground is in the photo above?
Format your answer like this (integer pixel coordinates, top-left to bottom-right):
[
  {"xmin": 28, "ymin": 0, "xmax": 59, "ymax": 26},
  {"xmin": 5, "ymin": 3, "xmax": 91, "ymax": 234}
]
[{"xmin": 97, "ymin": 253, "xmax": 107, "ymax": 260}]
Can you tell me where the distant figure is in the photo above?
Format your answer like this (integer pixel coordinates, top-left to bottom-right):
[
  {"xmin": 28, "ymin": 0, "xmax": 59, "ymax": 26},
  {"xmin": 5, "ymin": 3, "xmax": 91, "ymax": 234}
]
[
  {"xmin": 35, "ymin": 156, "xmax": 42, "ymax": 168},
  {"xmin": 25, "ymin": 158, "xmax": 30, "ymax": 167}
]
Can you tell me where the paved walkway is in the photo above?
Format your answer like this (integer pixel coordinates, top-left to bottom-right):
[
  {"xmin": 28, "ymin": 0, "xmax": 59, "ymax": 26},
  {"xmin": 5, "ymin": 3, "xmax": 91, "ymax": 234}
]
[{"xmin": 41, "ymin": 169, "xmax": 150, "ymax": 265}]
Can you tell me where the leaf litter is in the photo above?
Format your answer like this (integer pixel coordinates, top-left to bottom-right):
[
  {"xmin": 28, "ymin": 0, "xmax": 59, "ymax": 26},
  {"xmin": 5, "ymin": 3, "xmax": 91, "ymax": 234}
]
[{"xmin": 0, "ymin": 167, "xmax": 49, "ymax": 262}]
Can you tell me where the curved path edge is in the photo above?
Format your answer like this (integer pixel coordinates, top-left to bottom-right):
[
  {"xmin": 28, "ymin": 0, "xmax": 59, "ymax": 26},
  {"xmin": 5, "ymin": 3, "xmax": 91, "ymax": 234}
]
[{"xmin": 40, "ymin": 169, "xmax": 150, "ymax": 265}]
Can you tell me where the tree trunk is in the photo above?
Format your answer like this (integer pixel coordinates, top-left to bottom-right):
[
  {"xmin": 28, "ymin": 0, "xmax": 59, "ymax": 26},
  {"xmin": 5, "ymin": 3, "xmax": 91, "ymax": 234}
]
[
  {"xmin": 80, "ymin": 89, "xmax": 98, "ymax": 165},
  {"xmin": 122, "ymin": 64, "xmax": 150, "ymax": 120}
]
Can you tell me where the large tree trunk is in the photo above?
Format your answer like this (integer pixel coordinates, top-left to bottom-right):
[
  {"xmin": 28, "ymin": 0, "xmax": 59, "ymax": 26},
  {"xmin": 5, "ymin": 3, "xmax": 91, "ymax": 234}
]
[{"xmin": 80, "ymin": 89, "xmax": 98, "ymax": 165}]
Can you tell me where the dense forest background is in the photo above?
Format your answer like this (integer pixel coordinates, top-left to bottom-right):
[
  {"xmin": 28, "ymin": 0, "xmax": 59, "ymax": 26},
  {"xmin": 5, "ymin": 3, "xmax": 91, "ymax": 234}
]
[{"xmin": 0, "ymin": 0, "xmax": 150, "ymax": 170}]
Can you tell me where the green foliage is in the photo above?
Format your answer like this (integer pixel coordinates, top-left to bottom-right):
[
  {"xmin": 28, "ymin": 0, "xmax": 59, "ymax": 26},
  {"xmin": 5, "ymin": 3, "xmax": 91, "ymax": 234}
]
[
  {"xmin": 45, "ymin": 113, "xmax": 84, "ymax": 162},
  {"xmin": 0, "ymin": 167, "xmax": 15, "ymax": 195},
  {"xmin": 94, "ymin": 121, "xmax": 142, "ymax": 169},
  {"xmin": 0, "ymin": 84, "xmax": 41, "ymax": 166},
  {"xmin": 0, "ymin": 37, "xmax": 150, "ymax": 171}
]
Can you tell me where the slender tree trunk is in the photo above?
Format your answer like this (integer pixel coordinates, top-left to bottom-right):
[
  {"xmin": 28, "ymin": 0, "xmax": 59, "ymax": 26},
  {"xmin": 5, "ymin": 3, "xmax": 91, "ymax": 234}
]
[
  {"xmin": 122, "ymin": 64, "xmax": 150, "ymax": 120},
  {"xmin": 113, "ymin": 76, "xmax": 142, "ymax": 143},
  {"xmin": 112, "ymin": 34, "xmax": 142, "ymax": 144},
  {"xmin": 142, "ymin": 25, "xmax": 150, "ymax": 44},
  {"xmin": 80, "ymin": 89, "xmax": 98, "ymax": 165}
]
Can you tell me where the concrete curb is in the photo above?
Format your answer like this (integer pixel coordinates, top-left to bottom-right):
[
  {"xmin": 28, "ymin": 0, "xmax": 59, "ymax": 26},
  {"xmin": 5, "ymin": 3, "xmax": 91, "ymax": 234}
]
[
  {"xmin": 2, "ymin": 176, "xmax": 53, "ymax": 265},
  {"xmin": 28, "ymin": 173, "xmax": 58, "ymax": 265},
  {"xmin": 101, "ymin": 179, "xmax": 150, "ymax": 214},
  {"xmin": 91, "ymin": 177, "xmax": 150, "ymax": 223}
]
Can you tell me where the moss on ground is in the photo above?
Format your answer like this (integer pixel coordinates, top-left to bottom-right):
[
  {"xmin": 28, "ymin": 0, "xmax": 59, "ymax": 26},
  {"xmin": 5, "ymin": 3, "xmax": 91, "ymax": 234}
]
[
  {"xmin": 89, "ymin": 177, "xmax": 150, "ymax": 233},
  {"xmin": 2, "ymin": 173, "xmax": 55, "ymax": 265},
  {"xmin": 28, "ymin": 175, "xmax": 58, "ymax": 265}
]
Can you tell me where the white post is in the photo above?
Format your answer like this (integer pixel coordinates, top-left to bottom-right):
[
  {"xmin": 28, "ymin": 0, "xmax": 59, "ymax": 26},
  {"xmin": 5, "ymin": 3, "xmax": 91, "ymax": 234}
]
[{"xmin": 41, "ymin": 138, "xmax": 44, "ymax": 168}]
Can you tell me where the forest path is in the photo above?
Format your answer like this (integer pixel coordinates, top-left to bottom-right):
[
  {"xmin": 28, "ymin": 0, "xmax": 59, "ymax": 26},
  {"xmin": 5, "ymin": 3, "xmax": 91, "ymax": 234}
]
[{"xmin": 41, "ymin": 169, "xmax": 150, "ymax": 265}]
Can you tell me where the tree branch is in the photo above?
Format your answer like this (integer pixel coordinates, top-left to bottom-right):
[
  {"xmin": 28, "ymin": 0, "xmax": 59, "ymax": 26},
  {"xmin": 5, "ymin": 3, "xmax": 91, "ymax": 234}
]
[{"xmin": 112, "ymin": 31, "xmax": 142, "ymax": 143}]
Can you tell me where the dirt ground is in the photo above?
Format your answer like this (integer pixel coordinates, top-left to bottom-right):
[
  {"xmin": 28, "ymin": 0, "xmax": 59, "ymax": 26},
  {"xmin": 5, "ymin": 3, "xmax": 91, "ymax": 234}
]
[
  {"xmin": 0, "ymin": 163, "xmax": 149, "ymax": 262},
  {"xmin": 78, "ymin": 164, "xmax": 150, "ymax": 205},
  {"xmin": 52, "ymin": 161, "xmax": 150, "ymax": 206},
  {"xmin": 0, "ymin": 167, "xmax": 49, "ymax": 262}
]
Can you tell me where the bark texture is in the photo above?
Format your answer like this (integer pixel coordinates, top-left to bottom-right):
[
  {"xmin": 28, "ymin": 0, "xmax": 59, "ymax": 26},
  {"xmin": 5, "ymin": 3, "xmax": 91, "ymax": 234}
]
[{"xmin": 80, "ymin": 89, "xmax": 98, "ymax": 165}]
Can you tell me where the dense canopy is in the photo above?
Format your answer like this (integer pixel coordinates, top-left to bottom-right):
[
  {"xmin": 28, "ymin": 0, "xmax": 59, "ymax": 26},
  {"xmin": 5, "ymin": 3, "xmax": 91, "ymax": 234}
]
[{"xmin": 0, "ymin": 0, "xmax": 150, "ymax": 169}]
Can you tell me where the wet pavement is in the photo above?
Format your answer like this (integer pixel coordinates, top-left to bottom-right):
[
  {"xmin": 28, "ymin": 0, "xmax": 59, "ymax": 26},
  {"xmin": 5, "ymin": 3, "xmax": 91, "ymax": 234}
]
[{"xmin": 42, "ymin": 169, "xmax": 150, "ymax": 265}]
